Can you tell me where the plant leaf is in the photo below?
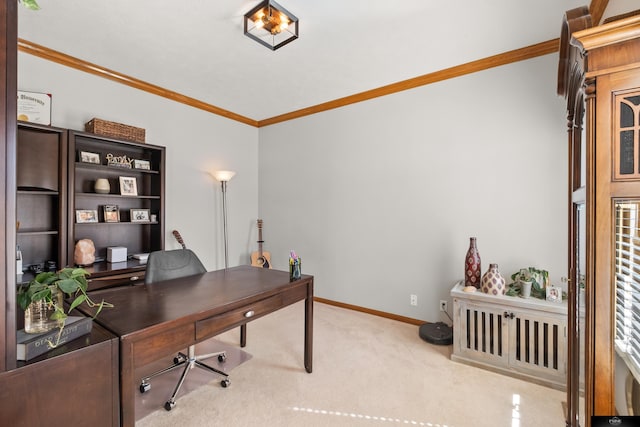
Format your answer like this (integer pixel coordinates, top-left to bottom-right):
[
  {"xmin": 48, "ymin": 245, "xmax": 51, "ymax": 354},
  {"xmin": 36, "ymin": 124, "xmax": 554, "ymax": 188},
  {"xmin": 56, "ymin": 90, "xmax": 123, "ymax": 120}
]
[
  {"xmin": 57, "ymin": 277, "xmax": 80, "ymax": 293},
  {"xmin": 68, "ymin": 294, "xmax": 87, "ymax": 312},
  {"xmin": 50, "ymin": 309, "xmax": 67, "ymax": 320},
  {"xmin": 31, "ymin": 287, "xmax": 51, "ymax": 302},
  {"xmin": 17, "ymin": 291, "xmax": 30, "ymax": 310},
  {"xmin": 19, "ymin": 0, "xmax": 40, "ymax": 11}
]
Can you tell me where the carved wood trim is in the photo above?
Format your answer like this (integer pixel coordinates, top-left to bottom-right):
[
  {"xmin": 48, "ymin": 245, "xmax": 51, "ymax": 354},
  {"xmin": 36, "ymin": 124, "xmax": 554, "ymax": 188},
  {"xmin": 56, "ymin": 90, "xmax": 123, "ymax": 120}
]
[{"xmin": 572, "ymin": 14, "xmax": 640, "ymax": 51}]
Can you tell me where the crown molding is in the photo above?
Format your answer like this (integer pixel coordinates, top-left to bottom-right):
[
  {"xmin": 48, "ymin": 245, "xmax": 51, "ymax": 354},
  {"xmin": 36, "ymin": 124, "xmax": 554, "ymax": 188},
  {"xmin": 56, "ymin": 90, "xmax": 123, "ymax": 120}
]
[{"xmin": 19, "ymin": 37, "xmax": 559, "ymax": 129}]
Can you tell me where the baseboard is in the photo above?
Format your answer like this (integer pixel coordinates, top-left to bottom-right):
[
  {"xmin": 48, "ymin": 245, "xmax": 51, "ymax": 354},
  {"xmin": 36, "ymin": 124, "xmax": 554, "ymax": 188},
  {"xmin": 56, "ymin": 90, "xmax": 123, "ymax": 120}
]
[{"xmin": 313, "ymin": 297, "xmax": 425, "ymax": 326}]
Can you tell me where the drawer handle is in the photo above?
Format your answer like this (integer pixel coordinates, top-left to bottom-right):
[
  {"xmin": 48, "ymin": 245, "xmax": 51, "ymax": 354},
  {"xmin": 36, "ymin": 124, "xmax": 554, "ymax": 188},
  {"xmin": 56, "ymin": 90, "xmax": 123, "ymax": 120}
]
[
  {"xmin": 244, "ymin": 310, "xmax": 255, "ymax": 318},
  {"xmin": 130, "ymin": 276, "xmax": 139, "ymax": 281}
]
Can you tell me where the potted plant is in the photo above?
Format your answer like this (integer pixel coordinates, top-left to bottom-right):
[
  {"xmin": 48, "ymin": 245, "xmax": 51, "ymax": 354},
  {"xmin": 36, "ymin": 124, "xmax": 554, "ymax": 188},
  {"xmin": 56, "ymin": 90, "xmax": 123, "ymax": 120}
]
[
  {"xmin": 506, "ymin": 267, "xmax": 549, "ymax": 299},
  {"xmin": 17, "ymin": 267, "xmax": 113, "ymax": 344}
]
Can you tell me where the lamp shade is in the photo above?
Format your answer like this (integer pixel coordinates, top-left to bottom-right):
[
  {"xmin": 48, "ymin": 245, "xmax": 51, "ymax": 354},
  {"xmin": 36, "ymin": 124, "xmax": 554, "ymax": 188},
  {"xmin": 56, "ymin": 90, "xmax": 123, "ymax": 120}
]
[{"xmin": 213, "ymin": 170, "xmax": 236, "ymax": 182}]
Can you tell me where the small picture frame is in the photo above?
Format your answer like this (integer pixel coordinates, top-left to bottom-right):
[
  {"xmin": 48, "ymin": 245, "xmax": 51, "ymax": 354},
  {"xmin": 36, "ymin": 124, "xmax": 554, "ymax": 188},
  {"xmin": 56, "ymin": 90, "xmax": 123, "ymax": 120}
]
[
  {"xmin": 133, "ymin": 159, "xmax": 151, "ymax": 170},
  {"xmin": 103, "ymin": 205, "xmax": 120, "ymax": 223},
  {"xmin": 75, "ymin": 209, "xmax": 98, "ymax": 223},
  {"xmin": 130, "ymin": 208, "xmax": 150, "ymax": 223},
  {"xmin": 546, "ymin": 285, "xmax": 562, "ymax": 303},
  {"xmin": 119, "ymin": 176, "xmax": 138, "ymax": 196},
  {"xmin": 79, "ymin": 151, "xmax": 100, "ymax": 165}
]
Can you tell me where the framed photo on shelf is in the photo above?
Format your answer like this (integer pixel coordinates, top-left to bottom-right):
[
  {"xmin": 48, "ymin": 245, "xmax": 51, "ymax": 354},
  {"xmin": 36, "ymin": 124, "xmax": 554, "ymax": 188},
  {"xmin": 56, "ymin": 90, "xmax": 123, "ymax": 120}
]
[
  {"xmin": 119, "ymin": 176, "xmax": 138, "ymax": 196},
  {"xmin": 103, "ymin": 205, "xmax": 120, "ymax": 223},
  {"xmin": 130, "ymin": 208, "xmax": 150, "ymax": 223},
  {"xmin": 133, "ymin": 159, "xmax": 151, "ymax": 170},
  {"xmin": 79, "ymin": 151, "xmax": 100, "ymax": 165},
  {"xmin": 75, "ymin": 209, "xmax": 98, "ymax": 223}
]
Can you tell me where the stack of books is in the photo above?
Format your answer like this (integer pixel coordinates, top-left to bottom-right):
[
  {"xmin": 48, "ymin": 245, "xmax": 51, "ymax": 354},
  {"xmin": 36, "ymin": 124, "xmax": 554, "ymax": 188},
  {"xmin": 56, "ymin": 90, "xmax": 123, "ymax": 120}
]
[{"xmin": 17, "ymin": 316, "xmax": 93, "ymax": 361}]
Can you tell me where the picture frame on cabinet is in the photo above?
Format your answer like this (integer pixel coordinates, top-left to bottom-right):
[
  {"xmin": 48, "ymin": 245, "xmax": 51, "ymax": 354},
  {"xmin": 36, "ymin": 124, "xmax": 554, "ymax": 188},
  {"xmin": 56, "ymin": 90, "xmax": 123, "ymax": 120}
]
[
  {"xmin": 76, "ymin": 209, "xmax": 98, "ymax": 223},
  {"xmin": 79, "ymin": 151, "xmax": 100, "ymax": 165},
  {"xmin": 130, "ymin": 209, "xmax": 150, "ymax": 223},
  {"xmin": 546, "ymin": 285, "xmax": 562, "ymax": 303},
  {"xmin": 103, "ymin": 205, "xmax": 120, "ymax": 223},
  {"xmin": 133, "ymin": 159, "xmax": 151, "ymax": 170},
  {"xmin": 119, "ymin": 176, "xmax": 138, "ymax": 196}
]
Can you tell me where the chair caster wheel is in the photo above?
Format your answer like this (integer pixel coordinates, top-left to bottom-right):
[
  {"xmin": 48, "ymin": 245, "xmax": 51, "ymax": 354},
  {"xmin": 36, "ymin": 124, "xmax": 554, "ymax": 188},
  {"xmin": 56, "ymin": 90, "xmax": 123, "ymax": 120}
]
[
  {"xmin": 139, "ymin": 382, "xmax": 150, "ymax": 393},
  {"xmin": 218, "ymin": 353, "xmax": 226, "ymax": 363},
  {"xmin": 173, "ymin": 354, "xmax": 185, "ymax": 364},
  {"xmin": 221, "ymin": 379, "xmax": 230, "ymax": 388},
  {"xmin": 164, "ymin": 400, "xmax": 176, "ymax": 411}
]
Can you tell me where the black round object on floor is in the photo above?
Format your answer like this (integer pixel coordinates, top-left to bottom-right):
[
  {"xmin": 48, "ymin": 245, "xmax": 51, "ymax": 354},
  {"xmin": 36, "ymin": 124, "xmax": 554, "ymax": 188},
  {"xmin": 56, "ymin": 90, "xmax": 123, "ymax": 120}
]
[{"xmin": 419, "ymin": 322, "xmax": 453, "ymax": 345}]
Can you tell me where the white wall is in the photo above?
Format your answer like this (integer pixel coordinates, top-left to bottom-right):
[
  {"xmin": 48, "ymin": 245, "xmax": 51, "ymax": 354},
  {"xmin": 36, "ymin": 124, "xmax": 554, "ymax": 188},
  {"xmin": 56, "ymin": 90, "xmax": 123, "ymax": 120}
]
[
  {"xmin": 18, "ymin": 53, "xmax": 259, "ymax": 271},
  {"xmin": 258, "ymin": 54, "xmax": 568, "ymax": 322},
  {"xmin": 18, "ymin": 51, "xmax": 569, "ymax": 323}
]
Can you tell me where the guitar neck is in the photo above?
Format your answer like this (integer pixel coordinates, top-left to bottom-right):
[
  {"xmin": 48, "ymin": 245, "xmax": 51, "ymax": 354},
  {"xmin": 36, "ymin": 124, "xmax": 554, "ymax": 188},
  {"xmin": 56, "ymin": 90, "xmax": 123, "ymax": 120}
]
[{"xmin": 257, "ymin": 220, "xmax": 264, "ymax": 256}]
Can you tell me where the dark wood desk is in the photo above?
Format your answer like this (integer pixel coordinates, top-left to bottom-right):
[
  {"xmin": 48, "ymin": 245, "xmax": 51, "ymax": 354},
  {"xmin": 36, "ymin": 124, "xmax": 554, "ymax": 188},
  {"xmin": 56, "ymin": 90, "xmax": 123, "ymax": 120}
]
[{"xmin": 79, "ymin": 265, "xmax": 314, "ymax": 427}]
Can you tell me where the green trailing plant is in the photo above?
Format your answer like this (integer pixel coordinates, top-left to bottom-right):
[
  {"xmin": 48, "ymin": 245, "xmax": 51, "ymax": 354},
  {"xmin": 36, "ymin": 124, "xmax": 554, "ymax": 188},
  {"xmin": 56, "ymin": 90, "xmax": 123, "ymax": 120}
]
[
  {"xmin": 17, "ymin": 268, "xmax": 113, "ymax": 347},
  {"xmin": 19, "ymin": 0, "xmax": 40, "ymax": 10}
]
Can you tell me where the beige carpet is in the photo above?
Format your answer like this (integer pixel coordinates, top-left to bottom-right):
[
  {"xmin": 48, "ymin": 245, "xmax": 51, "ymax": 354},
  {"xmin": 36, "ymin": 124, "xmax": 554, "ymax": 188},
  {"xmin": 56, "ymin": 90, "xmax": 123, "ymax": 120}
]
[{"xmin": 136, "ymin": 301, "xmax": 566, "ymax": 426}]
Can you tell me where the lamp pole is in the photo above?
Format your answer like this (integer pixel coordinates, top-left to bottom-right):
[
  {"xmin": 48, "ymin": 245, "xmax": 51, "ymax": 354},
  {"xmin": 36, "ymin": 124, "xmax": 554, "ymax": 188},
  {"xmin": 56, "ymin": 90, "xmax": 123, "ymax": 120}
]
[
  {"xmin": 220, "ymin": 180, "xmax": 229, "ymax": 269},
  {"xmin": 213, "ymin": 171, "xmax": 235, "ymax": 269}
]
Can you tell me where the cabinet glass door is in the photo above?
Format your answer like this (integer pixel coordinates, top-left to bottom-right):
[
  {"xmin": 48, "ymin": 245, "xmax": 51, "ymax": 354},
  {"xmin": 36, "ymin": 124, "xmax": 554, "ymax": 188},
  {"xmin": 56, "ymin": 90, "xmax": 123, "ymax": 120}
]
[
  {"xmin": 614, "ymin": 200, "xmax": 640, "ymax": 415},
  {"xmin": 567, "ymin": 95, "xmax": 586, "ymax": 427}
]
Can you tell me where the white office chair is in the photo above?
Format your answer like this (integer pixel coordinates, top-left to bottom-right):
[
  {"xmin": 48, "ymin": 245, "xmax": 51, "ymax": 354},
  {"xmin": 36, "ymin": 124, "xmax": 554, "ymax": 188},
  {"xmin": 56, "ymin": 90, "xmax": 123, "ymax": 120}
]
[{"xmin": 138, "ymin": 249, "xmax": 230, "ymax": 411}]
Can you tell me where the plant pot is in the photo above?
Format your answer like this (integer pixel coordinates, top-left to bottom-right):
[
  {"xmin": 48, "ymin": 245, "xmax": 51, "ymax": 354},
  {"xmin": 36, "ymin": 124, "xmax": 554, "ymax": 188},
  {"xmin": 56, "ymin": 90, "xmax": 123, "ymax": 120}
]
[
  {"xmin": 24, "ymin": 287, "xmax": 63, "ymax": 333},
  {"xmin": 520, "ymin": 280, "xmax": 532, "ymax": 298}
]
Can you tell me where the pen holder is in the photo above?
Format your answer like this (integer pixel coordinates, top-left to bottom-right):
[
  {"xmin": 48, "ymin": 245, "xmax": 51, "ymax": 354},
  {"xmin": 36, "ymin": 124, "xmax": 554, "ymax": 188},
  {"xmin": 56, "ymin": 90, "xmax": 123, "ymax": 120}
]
[{"xmin": 289, "ymin": 261, "xmax": 301, "ymax": 281}]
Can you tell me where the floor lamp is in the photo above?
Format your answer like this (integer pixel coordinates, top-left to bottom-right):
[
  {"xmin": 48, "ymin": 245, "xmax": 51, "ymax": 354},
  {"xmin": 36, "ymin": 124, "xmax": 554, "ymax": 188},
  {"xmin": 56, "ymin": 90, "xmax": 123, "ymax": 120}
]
[{"xmin": 213, "ymin": 170, "xmax": 235, "ymax": 269}]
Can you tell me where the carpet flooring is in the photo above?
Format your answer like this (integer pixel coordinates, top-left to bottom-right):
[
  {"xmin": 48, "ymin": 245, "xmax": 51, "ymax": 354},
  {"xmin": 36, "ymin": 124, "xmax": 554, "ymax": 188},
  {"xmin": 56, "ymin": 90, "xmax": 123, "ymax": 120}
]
[{"xmin": 136, "ymin": 301, "xmax": 566, "ymax": 426}]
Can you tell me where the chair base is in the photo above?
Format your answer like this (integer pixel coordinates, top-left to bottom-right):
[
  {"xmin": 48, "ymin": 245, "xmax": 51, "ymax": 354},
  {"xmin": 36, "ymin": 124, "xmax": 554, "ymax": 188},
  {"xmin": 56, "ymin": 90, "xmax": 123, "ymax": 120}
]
[{"xmin": 139, "ymin": 345, "xmax": 229, "ymax": 411}]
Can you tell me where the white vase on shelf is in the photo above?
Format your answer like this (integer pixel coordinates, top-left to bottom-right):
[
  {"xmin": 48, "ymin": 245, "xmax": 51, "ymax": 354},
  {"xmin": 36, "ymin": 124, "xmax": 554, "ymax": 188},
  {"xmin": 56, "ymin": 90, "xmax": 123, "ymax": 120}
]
[{"xmin": 94, "ymin": 178, "xmax": 110, "ymax": 194}]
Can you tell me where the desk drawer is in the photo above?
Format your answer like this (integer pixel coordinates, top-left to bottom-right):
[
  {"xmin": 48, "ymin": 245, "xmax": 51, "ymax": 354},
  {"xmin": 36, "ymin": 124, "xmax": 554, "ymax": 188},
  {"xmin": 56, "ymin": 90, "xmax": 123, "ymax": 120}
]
[
  {"xmin": 196, "ymin": 294, "xmax": 283, "ymax": 341},
  {"xmin": 134, "ymin": 323, "xmax": 195, "ymax": 367},
  {"xmin": 88, "ymin": 271, "xmax": 145, "ymax": 291}
]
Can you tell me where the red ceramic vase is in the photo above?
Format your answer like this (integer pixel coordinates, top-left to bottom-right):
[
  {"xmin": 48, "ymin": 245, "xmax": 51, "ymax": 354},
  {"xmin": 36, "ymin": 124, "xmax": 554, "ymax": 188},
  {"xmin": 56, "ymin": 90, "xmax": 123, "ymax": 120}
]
[{"xmin": 464, "ymin": 237, "xmax": 481, "ymax": 288}]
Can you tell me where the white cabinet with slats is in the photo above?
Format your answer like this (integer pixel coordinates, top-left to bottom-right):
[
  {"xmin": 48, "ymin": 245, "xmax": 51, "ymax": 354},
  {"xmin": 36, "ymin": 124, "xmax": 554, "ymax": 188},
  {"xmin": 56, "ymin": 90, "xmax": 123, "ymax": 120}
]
[{"xmin": 451, "ymin": 282, "xmax": 567, "ymax": 390}]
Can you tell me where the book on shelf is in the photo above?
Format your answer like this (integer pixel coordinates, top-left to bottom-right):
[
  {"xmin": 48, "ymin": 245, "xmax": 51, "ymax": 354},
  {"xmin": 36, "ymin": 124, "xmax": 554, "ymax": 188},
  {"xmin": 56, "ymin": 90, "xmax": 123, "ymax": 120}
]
[{"xmin": 17, "ymin": 316, "xmax": 93, "ymax": 361}]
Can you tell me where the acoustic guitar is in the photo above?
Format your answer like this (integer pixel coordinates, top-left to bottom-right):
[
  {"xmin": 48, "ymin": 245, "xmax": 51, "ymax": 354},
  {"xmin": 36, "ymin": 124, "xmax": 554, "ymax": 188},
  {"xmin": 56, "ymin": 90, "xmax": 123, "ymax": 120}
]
[
  {"xmin": 250, "ymin": 219, "xmax": 272, "ymax": 268},
  {"xmin": 172, "ymin": 230, "xmax": 187, "ymax": 249}
]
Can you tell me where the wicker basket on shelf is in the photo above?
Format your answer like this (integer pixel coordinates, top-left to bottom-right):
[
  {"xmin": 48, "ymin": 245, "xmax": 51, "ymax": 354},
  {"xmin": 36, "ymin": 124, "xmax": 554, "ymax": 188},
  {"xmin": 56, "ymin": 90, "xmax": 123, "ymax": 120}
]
[{"xmin": 85, "ymin": 118, "xmax": 145, "ymax": 143}]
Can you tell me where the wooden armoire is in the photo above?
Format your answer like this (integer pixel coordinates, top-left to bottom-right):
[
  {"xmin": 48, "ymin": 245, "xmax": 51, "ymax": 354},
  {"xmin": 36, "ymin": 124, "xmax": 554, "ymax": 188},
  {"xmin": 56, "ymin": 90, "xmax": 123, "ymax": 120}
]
[{"xmin": 559, "ymin": 8, "xmax": 640, "ymax": 427}]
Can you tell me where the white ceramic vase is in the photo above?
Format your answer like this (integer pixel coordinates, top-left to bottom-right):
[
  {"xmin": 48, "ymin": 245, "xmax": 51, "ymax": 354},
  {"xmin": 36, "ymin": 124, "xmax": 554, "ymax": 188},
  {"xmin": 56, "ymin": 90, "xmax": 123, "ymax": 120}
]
[
  {"xmin": 94, "ymin": 178, "xmax": 110, "ymax": 194},
  {"xmin": 481, "ymin": 263, "xmax": 506, "ymax": 295}
]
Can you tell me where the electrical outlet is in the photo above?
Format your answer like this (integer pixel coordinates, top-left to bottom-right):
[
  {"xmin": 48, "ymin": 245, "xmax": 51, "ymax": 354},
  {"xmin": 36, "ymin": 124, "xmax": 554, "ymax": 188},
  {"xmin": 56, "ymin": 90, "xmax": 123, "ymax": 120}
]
[
  {"xmin": 439, "ymin": 300, "xmax": 447, "ymax": 312},
  {"xmin": 410, "ymin": 294, "xmax": 418, "ymax": 306}
]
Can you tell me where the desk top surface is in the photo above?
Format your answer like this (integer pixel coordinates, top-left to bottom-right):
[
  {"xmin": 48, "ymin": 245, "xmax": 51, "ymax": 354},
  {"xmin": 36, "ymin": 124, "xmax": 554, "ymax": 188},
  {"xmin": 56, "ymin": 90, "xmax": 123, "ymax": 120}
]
[{"xmin": 79, "ymin": 265, "xmax": 313, "ymax": 337}]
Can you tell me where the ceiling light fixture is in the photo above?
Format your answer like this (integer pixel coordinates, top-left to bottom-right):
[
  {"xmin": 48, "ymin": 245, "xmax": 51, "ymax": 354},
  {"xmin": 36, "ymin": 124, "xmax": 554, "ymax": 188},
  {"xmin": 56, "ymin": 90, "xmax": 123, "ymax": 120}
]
[{"xmin": 244, "ymin": 0, "xmax": 299, "ymax": 51}]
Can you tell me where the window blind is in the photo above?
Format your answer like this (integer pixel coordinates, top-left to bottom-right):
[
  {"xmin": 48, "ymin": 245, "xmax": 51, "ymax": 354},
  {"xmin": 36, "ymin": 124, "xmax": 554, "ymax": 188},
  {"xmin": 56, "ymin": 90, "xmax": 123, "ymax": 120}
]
[{"xmin": 615, "ymin": 201, "xmax": 640, "ymax": 383}]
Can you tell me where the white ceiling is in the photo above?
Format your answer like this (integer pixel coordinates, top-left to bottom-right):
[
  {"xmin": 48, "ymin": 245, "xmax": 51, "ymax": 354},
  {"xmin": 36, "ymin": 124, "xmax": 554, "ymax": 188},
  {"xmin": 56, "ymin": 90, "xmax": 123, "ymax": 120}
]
[{"xmin": 16, "ymin": 0, "xmax": 637, "ymax": 122}]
